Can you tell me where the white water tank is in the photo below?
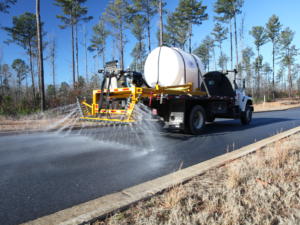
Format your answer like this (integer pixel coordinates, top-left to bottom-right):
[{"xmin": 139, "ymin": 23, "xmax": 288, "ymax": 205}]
[{"xmin": 144, "ymin": 46, "xmax": 204, "ymax": 90}]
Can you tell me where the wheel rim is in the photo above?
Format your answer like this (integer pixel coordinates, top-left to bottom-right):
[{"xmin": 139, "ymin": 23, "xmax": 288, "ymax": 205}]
[{"xmin": 192, "ymin": 111, "xmax": 204, "ymax": 129}]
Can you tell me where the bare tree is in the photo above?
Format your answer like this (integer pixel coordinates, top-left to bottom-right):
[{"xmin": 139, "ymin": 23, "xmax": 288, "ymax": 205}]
[{"xmin": 36, "ymin": 0, "xmax": 45, "ymax": 111}]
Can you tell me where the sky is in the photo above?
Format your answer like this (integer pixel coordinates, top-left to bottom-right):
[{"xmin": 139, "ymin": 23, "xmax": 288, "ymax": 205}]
[{"xmin": 0, "ymin": 0, "xmax": 299, "ymax": 86}]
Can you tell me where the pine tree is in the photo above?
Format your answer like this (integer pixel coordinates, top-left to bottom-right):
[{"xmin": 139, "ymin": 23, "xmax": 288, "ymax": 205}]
[
  {"xmin": 129, "ymin": 0, "xmax": 160, "ymax": 52},
  {"xmin": 241, "ymin": 47, "xmax": 254, "ymax": 96},
  {"xmin": 164, "ymin": 12, "xmax": 188, "ymax": 49},
  {"xmin": 74, "ymin": 1, "xmax": 92, "ymax": 81},
  {"xmin": 104, "ymin": 0, "xmax": 129, "ymax": 70},
  {"xmin": 194, "ymin": 43, "xmax": 209, "ymax": 72},
  {"xmin": 175, "ymin": 0, "xmax": 208, "ymax": 53},
  {"xmin": 0, "ymin": 0, "xmax": 16, "ymax": 13},
  {"xmin": 266, "ymin": 14, "xmax": 281, "ymax": 99},
  {"xmin": 214, "ymin": 0, "xmax": 244, "ymax": 69},
  {"xmin": 279, "ymin": 27, "xmax": 298, "ymax": 97},
  {"xmin": 249, "ymin": 26, "xmax": 268, "ymax": 97},
  {"xmin": 211, "ymin": 22, "xmax": 228, "ymax": 54},
  {"xmin": 276, "ymin": 67, "xmax": 285, "ymax": 91},
  {"xmin": 0, "ymin": 64, "xmax": 11, "ymax": 95},
  {"xmin": 36, "ymin": 0, "xmax": 45, "ymax": 111},
  {"xmin": 88, "ymin": 17, "xmax": 109, "ymax": 69},
  {"xmin": 194, "ymin": 36, "xmax": 212, "ymax": 72},
  {"xmin": 262, "ymin": 62, "xmax": 272, "ymax": 99},
  {"xmin": 54, "ymin": 0, "xmax": 92, "ymax": 86},
  {"xmin": 207, "ymin": 35, "xmax": 216, "ymax": 70},
  {"xmin": 218, "ymin": 52, "xmax": 228, "ymax": 71},
  {"xmin": 211, "ymin": 23, "xmax": 228, "ymax": 70},
  {"xmin": 130, "ymin": 42, "xmax": 146, "ymax": 72},
  {"xmin": 4, "ymin": 12, "xmax": 40, "ymax": 100},
  {"xmin": 12, "ymin": 59, "xmax": 28, "ymax": 98},
  {"xmin": 126, "ymin": 3, "xmax": 147, "ymax": 72}
]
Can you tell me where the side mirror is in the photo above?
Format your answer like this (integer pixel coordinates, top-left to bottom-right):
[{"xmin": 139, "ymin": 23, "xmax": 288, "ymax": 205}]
[{"xmin": 243, "ymin": 79, "xmax": 246, "ymax": 89}]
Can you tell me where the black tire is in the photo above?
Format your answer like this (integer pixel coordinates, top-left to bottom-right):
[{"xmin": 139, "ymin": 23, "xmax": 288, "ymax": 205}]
[
  {"xmin": 185, "ymin": 105, "xmax": 206, "ymax": 135},
  {"xmin": 240, "ymin": 104, "xmax": 252, "ymax": 125}
]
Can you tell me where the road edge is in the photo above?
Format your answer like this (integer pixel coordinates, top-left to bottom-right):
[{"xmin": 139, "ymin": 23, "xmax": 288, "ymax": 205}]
[{"xmin": 21, "ymin": 125, "xmax": 300, "ymax": 225}]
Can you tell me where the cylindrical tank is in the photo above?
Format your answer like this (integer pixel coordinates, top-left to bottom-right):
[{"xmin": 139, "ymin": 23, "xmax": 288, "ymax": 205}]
[{"xmin": 144, "ymin": 46, "xmax": 204, "ymax": 89}]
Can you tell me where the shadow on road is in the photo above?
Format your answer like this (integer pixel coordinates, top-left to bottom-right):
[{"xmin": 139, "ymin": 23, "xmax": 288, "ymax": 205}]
[{"xmin": 161, "ymin": 117, "xmax": 295, "ymax": 141}]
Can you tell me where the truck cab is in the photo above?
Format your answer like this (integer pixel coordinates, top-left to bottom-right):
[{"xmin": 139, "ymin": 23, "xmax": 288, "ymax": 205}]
[{"xmin": 151, "ymin": 70, "xmax": 254, "ymax": 134}]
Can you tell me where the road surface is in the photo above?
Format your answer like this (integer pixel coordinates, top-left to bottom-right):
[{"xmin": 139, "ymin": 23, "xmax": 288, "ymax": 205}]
[{"xmin": 1, "ymin": 108, "xmax": 300, "ymax": 225}]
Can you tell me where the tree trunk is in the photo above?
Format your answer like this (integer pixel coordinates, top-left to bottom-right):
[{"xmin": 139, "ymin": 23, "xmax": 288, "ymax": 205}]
[
  {"xmin": 212, "ymin": 46, "xmax": 216, "ymax": 70},
  {"xmin": 28, "ymin": 43, "xmax": 36, "ymax": 101},
  {"xmin": 51, "ymin": 38, "xmax": 56, "ymax": 97},
  {"xmin": 18, "ymin": 73, "xmax": 21, "ymax": 101},
  {"xmin": 272, "ymin": 42, "xmax": 275, "ymax": 99},
  {"xmin": 83, "ymin": 26, "xmax": 88, "ymax": 82},
  {"xmin": 257, "ymin": 48, "xmax": 260, "ymax": 97},
  {"xmin": 207, "ymin": 45, "xmax": 210, "ymax": 72},
  {"xmin": 234, "ymin": 14, "xmax": 239, "ymax": 69},
  {"xmin": 120, "ymin": 28, "xmax": 124, "ymax": 70},
  {"xmin": 288, "ymin": 64, "xmax": 292, "ymax": 97},
  {"xmin": 0, "ymin": 75, "xmax": 3, "ymax": 96},
  {"xmin": 229, "ymin": 19, "xmax": 233, "ymax": 70},
  {"xmin": 25, "ymin": 74, "xmax": 28, "ymax": 97},
  {"xmin": 146, "ymin": 0, "xmax": 151, "ymax": 52},
  {"xmin": 219, "ymin": 44, "xmax": 223, "ymax": 71},
  {"xmin": 36, "ymin": 0, "xmax": 45, "ymax": 111},
  {"xmin": 71, "ymin": 23, "xmax": 76, "ymax": 87},
  {"xmin": 138, "ymin": 39, "xmax": 142, "ymax": 72},
  {"xmin": 159, "ymin": 0, "xmax": 163, "ymax": 46},
  {"xmin": 75, "ymin": 23, "xmax": 79, "ymax": 81},
  {"xmin": 102, "ymin": 52, "xmax": 105, "ymax": 69}
]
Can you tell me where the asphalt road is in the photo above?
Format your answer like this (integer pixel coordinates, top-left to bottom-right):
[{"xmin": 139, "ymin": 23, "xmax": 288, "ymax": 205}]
[{"xmin": 1, "ymin": 108, "xmax": 300, "ymax": 225}]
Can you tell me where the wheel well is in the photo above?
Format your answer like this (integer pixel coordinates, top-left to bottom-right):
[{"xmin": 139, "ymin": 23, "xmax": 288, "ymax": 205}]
[{"xmin": 247, "ymin": 100, "xmax": 253, "ymax": 106}]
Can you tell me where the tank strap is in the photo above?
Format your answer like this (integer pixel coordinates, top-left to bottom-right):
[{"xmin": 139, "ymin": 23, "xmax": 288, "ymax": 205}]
[
  {"xmin": 172, "ymin": 48, "xmax": 187, "ymax": 83},
  {"xmin": 157, "ymin": 46, "xmax": 162, "ymax": 85}
]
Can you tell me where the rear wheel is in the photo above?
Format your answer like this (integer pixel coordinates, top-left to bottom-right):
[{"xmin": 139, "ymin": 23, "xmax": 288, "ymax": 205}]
[
  {"xmin": 185, "ymin": 105, "xmax": 206, "ymax": 135},
  {"xmin": 241, "ymin": 104, "xmax": 252, "ymax": 125}
]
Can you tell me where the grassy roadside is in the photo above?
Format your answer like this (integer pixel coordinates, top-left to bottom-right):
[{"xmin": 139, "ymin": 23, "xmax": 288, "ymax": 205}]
[
  {"xmin": 92, "ymin": 133, "xmax": 300, "ymax": 225},
  {"xmin": 254, "ymin": 98, "xmax": 300, "ymax": 112}
]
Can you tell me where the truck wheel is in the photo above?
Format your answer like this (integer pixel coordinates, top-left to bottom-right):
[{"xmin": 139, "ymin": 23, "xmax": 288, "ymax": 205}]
[
  {"xmin": 186, "ymin": 105, "xmax": 206, "ymax": 134},
  {"xmin": 241, "ymin": 104, "xmax": 252, "ymax": 125}
]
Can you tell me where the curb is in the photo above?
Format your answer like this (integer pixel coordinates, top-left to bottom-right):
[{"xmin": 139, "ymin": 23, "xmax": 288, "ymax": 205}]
[{"xmin": 21, "ymin": 125, "xmax": 300, "ymax": 225}]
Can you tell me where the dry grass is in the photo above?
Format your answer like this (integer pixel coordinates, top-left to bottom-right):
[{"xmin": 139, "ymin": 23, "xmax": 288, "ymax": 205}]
[
  {"xmin": 93, "ymin": 133, "xmax": 300, "ymax": 225},
  {"xmin": 254, "ymin": 98, "xmax": 300, "ymax": 112},
  {"xmin": 0, "ymin": 118, "xmax": 98, "ymax": 132},
  {"xmin": 0, "ymin": 115, "xmax": 99, "ymax": 133}
]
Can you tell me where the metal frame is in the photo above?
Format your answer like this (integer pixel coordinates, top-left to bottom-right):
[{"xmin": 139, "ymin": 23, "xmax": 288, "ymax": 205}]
[{"xmin": 79, "ymin": 83, "xmax": 207, "ymax": 124}]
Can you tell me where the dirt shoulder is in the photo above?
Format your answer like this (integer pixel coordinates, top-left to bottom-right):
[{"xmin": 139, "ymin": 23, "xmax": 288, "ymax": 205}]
[
  {"xmin": 92, "ymin": 133, "xmax": 300, "ymax": 225},
  {"xmin": 254, "ymin": 98, "xmax": 300, "ymax": 112}
]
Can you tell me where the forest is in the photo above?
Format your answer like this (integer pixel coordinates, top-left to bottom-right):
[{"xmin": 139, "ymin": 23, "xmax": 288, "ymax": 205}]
[{"xmin": 0, "ymin": 0, "xmax": 299, "ymax": 116}]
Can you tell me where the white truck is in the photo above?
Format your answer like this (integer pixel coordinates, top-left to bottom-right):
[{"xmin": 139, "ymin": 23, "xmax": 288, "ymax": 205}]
[{"xmin": 79, "ymin": 46, "xmax": 254, "ymax": 135}]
